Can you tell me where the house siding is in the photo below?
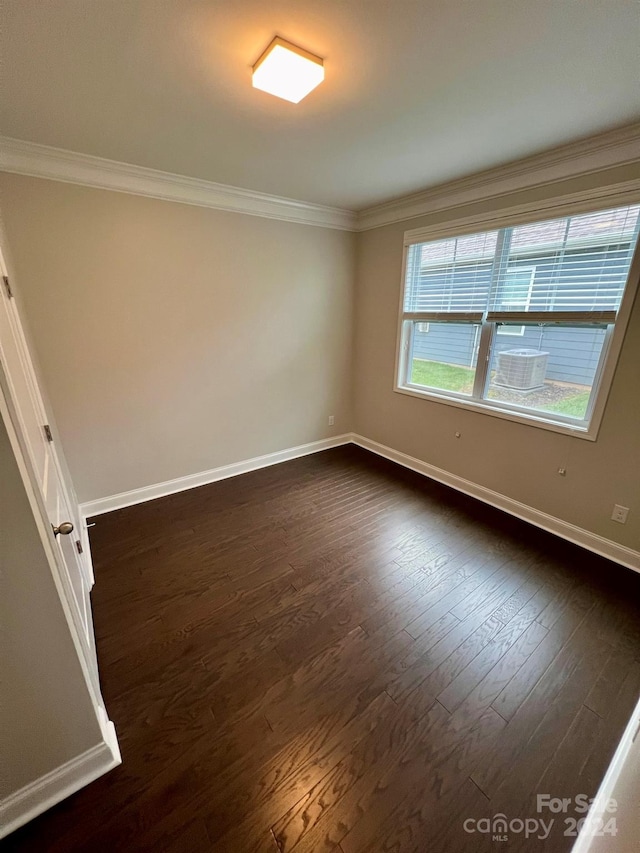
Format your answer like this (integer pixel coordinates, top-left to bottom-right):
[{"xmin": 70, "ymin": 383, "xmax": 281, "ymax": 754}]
[
  {"xmin": 410, "ymin": 244, "xmax": 629, "ymax": 386},
  {"xmin": 412, "ymin": 325, "xmax": 605, "ymax": 385}
]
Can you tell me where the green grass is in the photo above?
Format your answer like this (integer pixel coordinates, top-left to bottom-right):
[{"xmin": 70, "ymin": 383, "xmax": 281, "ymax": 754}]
[
  {"xmin": 540, "ymin": 391, "xmax": 590, "ymax": 419},
  {"xmin": 410, "ymin": 359, "xmax": 590, "ymax": 419},
  {"xmin": 410, "ymin": 359, "xmax": 475, "ymax": 394}
]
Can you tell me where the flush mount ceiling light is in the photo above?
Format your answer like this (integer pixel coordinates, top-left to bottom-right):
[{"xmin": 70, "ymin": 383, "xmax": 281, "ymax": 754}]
[{"xmin": 252, "ymin": 37, "xmax": 324, "ymax": 104}]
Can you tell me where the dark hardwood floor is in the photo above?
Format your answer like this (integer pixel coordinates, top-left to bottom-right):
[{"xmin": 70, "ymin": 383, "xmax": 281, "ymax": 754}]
[{"xmin": 5, "ymin": 445, "xmax": 640, "ymax": 852}]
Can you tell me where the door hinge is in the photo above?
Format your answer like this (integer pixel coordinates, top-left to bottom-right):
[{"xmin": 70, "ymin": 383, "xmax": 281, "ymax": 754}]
[
  {"xmin": 43, "ymin": 424, "xmax": 54, "ymax": 442},
  {"xmin": 2, "ymin": 276, "xmax": 13, "ymax": 299},
  {"xmin": 75, "ymin": 539, "xmax": 84, "ymax": 555}
]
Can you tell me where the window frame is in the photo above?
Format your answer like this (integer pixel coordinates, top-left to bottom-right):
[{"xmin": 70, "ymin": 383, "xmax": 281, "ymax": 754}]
[{"xmin": 394, "ymin": 195, "xmax": 640, "ymax": 441}]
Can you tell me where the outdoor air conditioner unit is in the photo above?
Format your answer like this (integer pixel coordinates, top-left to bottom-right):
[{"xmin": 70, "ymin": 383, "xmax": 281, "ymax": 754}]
[{"xmin": 495, "ymin": 349, "xmax": 549, "ymax": 391}]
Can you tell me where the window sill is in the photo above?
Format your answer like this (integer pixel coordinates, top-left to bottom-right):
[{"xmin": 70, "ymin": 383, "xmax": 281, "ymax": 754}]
[{"xmin": 394, "ymin": 383, "xmax": 599, "ymax": 441}]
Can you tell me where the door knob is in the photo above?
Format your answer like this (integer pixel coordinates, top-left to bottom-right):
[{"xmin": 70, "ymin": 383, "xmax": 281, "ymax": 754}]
[{"xmin": 52, "ymin": 521, "xmax": 74, "ymax": 537}]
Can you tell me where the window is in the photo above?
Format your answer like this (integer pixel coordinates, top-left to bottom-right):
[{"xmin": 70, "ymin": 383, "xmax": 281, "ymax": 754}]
[
  {"xmin": 397, "ymin": 203, "xmax": 640, "ymax": 437},
  {"xmin": 496, "ymin": 267, "xmax": 535, "ymax": 335}
]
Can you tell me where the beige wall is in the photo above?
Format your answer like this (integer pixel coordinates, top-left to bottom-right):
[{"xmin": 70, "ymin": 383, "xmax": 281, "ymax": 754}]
[
  {"xmin": 0, "ymin": 175, "xmax": 355, "ymax": 502},
  {"xmin": 353, "ymin": 164, "xmax": 640, "ymax": 551},
  {"xmin": 1, "ymin": 166, "xmax": 638, "ymax": 551},
  {"xmin": 0, "ymin": 415, "xmax": 102, "ymax": 795}
]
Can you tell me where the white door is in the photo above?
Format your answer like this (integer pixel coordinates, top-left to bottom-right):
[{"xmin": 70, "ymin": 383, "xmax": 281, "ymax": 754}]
[{"xmin": 0, "ymin": 248, "xmax": 99, "ymax": 686}]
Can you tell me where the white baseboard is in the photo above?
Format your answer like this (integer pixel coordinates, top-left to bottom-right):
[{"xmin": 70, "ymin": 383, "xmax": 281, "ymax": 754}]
[
  {"xmin": 80, "ymin": 434, "xmax": 352, "ymax": 517},
  {"xmin": 352, "ymin": 434, "xmax": 640, "ymax": 574},
  {"xmin": 79, "ymin": 431, "xmax": 639, "ymax": 572},
  {"xmin": 0, "ymin": 737, "xmax": 121, "ymax": 839},
  {"xmin": 96, "ymin": 705, "xmax": 122, "ymax": 764}
]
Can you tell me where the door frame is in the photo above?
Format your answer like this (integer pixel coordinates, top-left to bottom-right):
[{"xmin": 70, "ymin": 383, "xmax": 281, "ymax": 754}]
[
  {"xmin": 0, "ymin": 382, "xmax": 107, "ymax": 707},
  {"xmin": 0, "ymin": 241, "xmax": 113, "ymax": 738}
]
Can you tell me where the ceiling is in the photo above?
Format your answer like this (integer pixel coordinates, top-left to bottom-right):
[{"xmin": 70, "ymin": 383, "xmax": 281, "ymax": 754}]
[{"xmin": 1, "ymin": 0, "xmax": 639, "ymax": 210}]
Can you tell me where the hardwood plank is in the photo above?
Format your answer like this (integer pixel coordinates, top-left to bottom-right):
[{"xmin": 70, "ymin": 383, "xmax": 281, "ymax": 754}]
[
  {"xmin": 338, "ymin": 705, "xmax": 506, "ymax": 853},
  {"xmin": 207, "ymin": 692, "xmax": 398, "ymax": 851},
  {"xmin": 5, "ymin": 445, "xmax": 640, "ymax": 853},
  {"xmin": 490, "ymin": 590, "xmax": 594, "ymax": 721},
  {"xmin": 470, "ymin": 618, "xmax": 608, "ymax": 802}
]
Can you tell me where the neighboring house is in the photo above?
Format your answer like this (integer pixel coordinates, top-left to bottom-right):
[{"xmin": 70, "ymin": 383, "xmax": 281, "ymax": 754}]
[
  {"xmin": 411, "ymin": 209, "xmax": 639, "ymax": 387},
  {"xmin": 412, "ymin": 323, "xmax": 606, "ymax": 385}
]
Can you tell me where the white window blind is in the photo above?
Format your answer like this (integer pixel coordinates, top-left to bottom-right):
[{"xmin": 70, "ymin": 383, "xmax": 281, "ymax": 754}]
[
  {"xmin": 404, "ymin": 231, "xmax": 497, "ymax": 316},
  {"xmin": 404, "ymin": 204, "xmax": 640, "ymax": 323}
]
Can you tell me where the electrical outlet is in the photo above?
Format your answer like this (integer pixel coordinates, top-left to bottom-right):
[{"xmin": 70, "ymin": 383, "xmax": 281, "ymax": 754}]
[
  {"xmin": 611, "ymin": 504, "xmax": 629, "ymax": 524},
  {"xmin": 328, "ymin": 415, "xmax": 335, "ymax": 426}
]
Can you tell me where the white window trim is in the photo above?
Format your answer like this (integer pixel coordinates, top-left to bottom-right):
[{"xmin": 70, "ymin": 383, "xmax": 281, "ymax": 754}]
[{"xmin": 394, "ymin": 194, "xmax": 640, "ymax": 441}]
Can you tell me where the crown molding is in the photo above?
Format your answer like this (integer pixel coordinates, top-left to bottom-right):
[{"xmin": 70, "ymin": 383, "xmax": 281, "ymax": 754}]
[
  {"xmin": 2, "ymin": 123, "xmax": 639, "ymax": 233},
  {"xmin": 355, "ymin": 122, "xmax": 640, "ymax": 231},
  {"xmin": 0, "ymin": 136, "xmax": 357, "ymax": 231},
  {"xmin": 400, "ymin": 178, "xmax": 640, "ymax": 245}
]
